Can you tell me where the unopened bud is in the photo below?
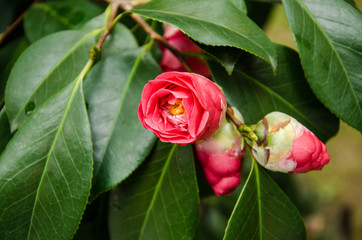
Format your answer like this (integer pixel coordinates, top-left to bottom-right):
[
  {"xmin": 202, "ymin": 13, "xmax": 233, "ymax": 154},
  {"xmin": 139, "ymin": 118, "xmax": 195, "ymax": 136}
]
[
  {"xmin": 250, "ymin": 112, "xmax": 330, "ymax": 173},
  {"xmin": 195, "ymin": 109, "xmax": 245, "ymax": 196}
]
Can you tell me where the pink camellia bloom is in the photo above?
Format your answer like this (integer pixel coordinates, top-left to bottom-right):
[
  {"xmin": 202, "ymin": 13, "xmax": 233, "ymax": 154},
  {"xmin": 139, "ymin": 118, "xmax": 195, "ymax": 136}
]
[
  {"xmin": 195, "ymin": 108, "xmax": 245, "ymax": 196},
  {"xmin": 159, "ymin": 25, "xmax": 211, "ymax": 78},
  {"xmin": 250, "ymin": 112, "xmax": 330, "ymax": 173},
  {"xmin": 138, "ymin": 71, "xmax": 227, "ymax": 145}
]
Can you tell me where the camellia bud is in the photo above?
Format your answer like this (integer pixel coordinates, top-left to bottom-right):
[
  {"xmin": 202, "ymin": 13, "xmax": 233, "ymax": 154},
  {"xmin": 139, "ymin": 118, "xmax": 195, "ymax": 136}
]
[
  {"xmin": 195, "ymin": 109, "xmax": 245, "ymax": 196},
  {"xmin": 250, "ymin": 112, "xmax": 330, "ymax": 173}
]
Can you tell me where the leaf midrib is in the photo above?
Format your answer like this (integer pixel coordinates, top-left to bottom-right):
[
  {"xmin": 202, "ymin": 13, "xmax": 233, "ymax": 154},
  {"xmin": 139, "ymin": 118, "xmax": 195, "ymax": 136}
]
[
  {"xmin": 132, "ymin": 9, "xmax": 272, "ymax": 63},
  {"xmin": 138, "ymin": 144, "xmax": 177, "ymax": 240},
  {"xmin": 36, "ymin": 3, "xmax": 76, "ymax": 29},
  {"xmin": 26, "ymin": 76, "xmax": 82, "ymax": 239}
]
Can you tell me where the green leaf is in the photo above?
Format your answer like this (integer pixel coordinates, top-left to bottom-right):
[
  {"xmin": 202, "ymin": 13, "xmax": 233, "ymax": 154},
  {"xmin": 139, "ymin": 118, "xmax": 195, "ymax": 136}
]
[
  {"xmin": 209, "ymin": 44, "xmax": 339, "ymax": 142},
  {"xmin": 283, "ymin": 0, "xmax": 362, "ymax": 132},
  {"xmin": 24, "ymin": 0, "xmax": 103, "ymax": 42},
  {"xmin": 5, "ymin": 29, "xmax": 101, "ymax": 132},
  {"xmin": 108, "ymin": 142, "xmax": 199, "ymax": 240},
  {"xmin": 0, "ymin": 37, "xmax": 29, "ymax": 106},
  {"xmin": 132, "ymin": 0, "xmax": 277, "ymax": 72},
  {"xmin": 224, "ymin": 161, "xmax": 306, "ymax": 240},
  {"xmin": 84, "ymin": 48, "xmax": 161, "ymax": 197},
  {"xmin": 0, "ymin": 107, "xmax": 11, "ymax": 154},
  {"xmin": 0, "ymin": 73, "xmax": 93, "ymax": 239}
]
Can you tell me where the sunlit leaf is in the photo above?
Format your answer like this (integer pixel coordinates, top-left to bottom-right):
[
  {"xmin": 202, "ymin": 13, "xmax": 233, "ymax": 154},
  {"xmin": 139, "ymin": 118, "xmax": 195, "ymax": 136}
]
[
  {"xmin": 0, "ymin": 76, "xmax": 92, "ymax": 239},
  {"xmin": 132, "ymin": 0, "xmax": 277, "ymax": 72}
]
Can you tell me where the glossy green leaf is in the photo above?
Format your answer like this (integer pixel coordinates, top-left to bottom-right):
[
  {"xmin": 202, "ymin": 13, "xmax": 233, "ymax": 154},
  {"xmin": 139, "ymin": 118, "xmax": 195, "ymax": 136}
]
[
  {"xmin": 283, "ymin": 0, "xmax": 362, "ymax": 132},
  {"xmin": 84, "ymin": 48, "xmax": 160, "ymax": 197},
  {"xmin": 0, "ymin": 107, "xmax": 11, "ymax": 154},
  {"xmin": 24, "ymin": 0, "xmax": 102, "ymax": 42},
  {"xmin": 209, "ymin": 44, "xmax": 339, "ymax": 142},
  {"xmin": 5, "ymin": 29, "xmax": 101, "ymax": 132},
  {"xmin": 108, "ymin": 142, "xmax": 199, "ymax": 240},
  {"xmin": 0, "ymin": 74, "xmax": 93, "ymax": 239},
  {"xmin": 132, "ymin": 0, "xmax": 277, "ymax": 72},
  {"xmin": 0, "ymin": 37, "xmax": 29, "ymax": 106},
  {"xmin": 224, "ymin": 161, "xmax": 306, "ymax": 240}
]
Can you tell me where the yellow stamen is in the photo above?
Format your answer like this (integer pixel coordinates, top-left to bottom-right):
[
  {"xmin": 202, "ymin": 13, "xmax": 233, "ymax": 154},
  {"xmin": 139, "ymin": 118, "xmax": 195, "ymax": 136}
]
[{"xmin": 169, "ymin": 99, "xmax": 185, "ymax": 115}]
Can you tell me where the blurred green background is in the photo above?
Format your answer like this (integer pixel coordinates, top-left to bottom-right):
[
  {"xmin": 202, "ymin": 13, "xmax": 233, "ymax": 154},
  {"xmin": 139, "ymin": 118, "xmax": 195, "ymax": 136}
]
[{"xmin": 264, "ymin": 2, "xmax": 362, "ymax": 239}]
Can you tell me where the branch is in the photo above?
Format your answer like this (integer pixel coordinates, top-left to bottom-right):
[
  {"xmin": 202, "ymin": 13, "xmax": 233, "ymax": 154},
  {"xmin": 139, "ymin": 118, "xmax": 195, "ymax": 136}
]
[
  {"xmin": 96, "ymin": 2, "xmax": 120, "ymax": 49},
  {"xmin": 0, "ymin": 0, "xmax": 42, "ymax": 47},
  {"xmin": 120, "ymin": 3, "xmax": 193, "ymax": 72}
]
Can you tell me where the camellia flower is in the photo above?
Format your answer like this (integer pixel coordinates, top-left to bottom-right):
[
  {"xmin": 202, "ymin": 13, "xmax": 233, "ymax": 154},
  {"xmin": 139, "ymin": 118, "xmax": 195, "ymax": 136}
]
[
  {"xmin": 138, "ymin": 72, "xmax": 227, "ymax": 145},
  {"xmin": 250, "ymin": 112, "xmax": 330, "ymax": 173},
  {"xmin": 195, "ymin": 108, "xmax": 245, "ymax": 196},
  {"xmin": 159, "ymin": 25, "xmax": 211, "ymax": 77}
]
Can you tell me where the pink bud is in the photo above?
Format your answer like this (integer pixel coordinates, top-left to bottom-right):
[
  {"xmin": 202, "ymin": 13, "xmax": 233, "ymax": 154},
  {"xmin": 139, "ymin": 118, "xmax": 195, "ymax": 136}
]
[
  {"xmin": 159, "ymin": 25, "xmax": 211, "ymax": 78},
  {"xmin": 195, "ymin": 115, "xmax": 245, "ymax": 196},
  {"xmin": 251, "ymin": 112, "xmax": 330, "ymax": 173}
]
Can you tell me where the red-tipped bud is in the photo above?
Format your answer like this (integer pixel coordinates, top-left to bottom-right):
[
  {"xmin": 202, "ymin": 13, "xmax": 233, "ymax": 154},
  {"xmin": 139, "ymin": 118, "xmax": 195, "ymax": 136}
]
[
  {"xmin": 195, "ymin": 111, "xmax": 245, "ymax": 196},
  {"xmin": 251, "ymin": 112, "xmax": 330, "ymax": 173}
]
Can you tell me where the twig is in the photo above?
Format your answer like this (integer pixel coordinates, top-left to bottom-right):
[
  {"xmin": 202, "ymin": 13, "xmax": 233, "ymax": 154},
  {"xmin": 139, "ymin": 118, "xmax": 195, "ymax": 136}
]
[
  {"xmin": 120, "ymin": 3, "xmax": 193, "ymax": 72},
  {"xmin": 226, "ymin": 107, "xmax": 244, "ymax": 128},
  {"xmin": 0, "ymin": 0, "xmax": 42, "ymax": 46},
  {"xmin": 96, "ymin": 2, "xmax": 120, "ymax": 49}
]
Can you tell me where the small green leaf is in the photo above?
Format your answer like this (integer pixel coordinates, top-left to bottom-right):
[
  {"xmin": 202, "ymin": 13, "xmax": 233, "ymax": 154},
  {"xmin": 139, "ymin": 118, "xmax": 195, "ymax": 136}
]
[
  {"xmin": 132, "ymin": 0, "xmax": 277, "ymax": 72},
  {"xmin": 0, "ymin": 74, "xmax": 92, "ymax": 239},
  {"xmin": 209, "ymin": 44, "xmax": 339, "ymax": 142},
  {"xmin": 84, "ymin": 48, "xmax": 161, "ymax": 197},
  {"xmin": 224, "ymin": 161, "xmax": 306, "ymax": 240},
  {"xmin": 283, "ymin": 0, "xmax": 362, "ymax": 132},
  {"xmin": 0, "ymin": 107, "xmax": 11, "ymax": 154},
  {"xmin": 5, "ymin": 29, "xmax": 101, "ymax": 132},
  {"xmin": 24, "ymin": 0, "xmax": 103, "ymax": 42},
  {"xmin": 108, "ymin": 142, "xmax": 199, "ymax": 240}
]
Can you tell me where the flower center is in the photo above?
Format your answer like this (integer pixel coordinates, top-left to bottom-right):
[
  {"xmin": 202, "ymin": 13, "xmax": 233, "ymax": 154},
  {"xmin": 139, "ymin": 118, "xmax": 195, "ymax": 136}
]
[{"xmin": 169, "ymin": 99, "xmax": 185, "ymax": 115}]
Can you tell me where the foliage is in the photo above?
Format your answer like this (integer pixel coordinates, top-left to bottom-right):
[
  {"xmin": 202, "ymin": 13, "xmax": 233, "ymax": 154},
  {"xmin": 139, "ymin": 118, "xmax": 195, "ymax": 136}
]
[{"xmin": 0, "ymin": 0, "xmax": 360, "ymax": 239}]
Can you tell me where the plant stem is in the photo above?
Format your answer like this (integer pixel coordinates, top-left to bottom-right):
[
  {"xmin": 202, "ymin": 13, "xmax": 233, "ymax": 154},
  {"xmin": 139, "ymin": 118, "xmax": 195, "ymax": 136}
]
[
  {"xmin": 0, "ymin": 0, "xmax": 42, "ymax": 47},
  {"xmin": 120, "ymin": 3, "xmax": 193, "ymax": 72},
  {"xmin": 96, "ymin": 2, "xmax": 121, "ymax": 49}
]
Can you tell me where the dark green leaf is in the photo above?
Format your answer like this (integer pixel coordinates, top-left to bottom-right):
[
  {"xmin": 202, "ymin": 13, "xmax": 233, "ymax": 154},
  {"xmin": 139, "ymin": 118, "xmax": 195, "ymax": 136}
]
[
  {"xmin": 84, "ymin": 48, "xmax": 160, "ymax": 197},
  {"xmin": 283, "ymin": 0, "xmax": 362, "ymax": 132},
  {"xmin": 0, "ymin": 37, "xmax": 29, "ymax": 106},
  {"xmin": 24, "ymin": 0, "xmax": 103, "ymax": 42},
  {"xmin": 5, "ymin": 29, "xmax": 100, "ymax": 132},
  {"xmin": 132, "ymin": 0, "xmax": 277, "ymax": 72},
  {"xmin": 224, "ymin": 161, "xmax": 306, "ymax": 240},
  {"xmin": 0, "ymin": 76, "xmax": 92, "ymax": 239},
  {"xmin": 108, "ymin": 142, "xmax": 199, "ymax": 240},
  {"xmin": 209, "ymin": 44, "xmax": 339, "ymax": 142},
  {"xmin": 0, "ymin": 107, "xmax": 11, "ymax": 154}
]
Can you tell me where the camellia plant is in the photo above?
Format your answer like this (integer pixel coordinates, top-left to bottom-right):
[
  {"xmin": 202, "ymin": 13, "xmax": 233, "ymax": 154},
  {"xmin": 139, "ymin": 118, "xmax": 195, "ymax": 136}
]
[{"xmin": 0, "ymin": 0, "xmax": 361, "ymax": 239}]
